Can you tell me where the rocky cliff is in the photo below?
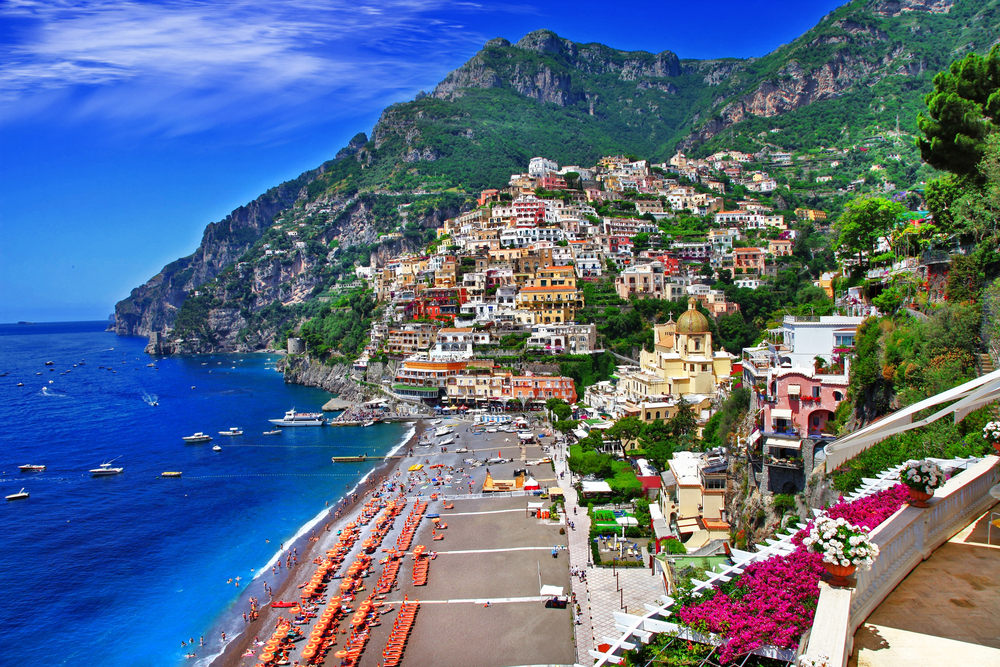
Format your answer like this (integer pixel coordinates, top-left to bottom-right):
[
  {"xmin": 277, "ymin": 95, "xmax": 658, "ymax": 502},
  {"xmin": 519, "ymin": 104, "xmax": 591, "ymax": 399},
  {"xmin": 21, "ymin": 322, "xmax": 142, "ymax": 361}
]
[{"xmin": 114, "ymin": 171, "xmax": 318, "ymax": 338}]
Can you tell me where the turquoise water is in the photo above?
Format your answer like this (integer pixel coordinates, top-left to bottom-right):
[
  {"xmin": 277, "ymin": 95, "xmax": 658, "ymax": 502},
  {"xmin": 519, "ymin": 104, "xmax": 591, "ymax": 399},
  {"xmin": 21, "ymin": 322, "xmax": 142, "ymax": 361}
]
[{"xmin": 0, "ymin": 321, "xmax": 410, "ymax": 666}]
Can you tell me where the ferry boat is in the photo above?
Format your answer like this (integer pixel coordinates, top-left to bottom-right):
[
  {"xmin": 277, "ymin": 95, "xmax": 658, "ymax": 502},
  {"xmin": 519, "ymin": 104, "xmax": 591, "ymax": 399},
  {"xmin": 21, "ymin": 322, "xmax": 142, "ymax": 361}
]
[
  {"xmin": 269, "ymin": 409, "xmax": 326, "ymax": 427},
  {"xmin": 6, "ymin": 488, "xmax": 29, "ymax": 501},
  {"xmin": 90, "ymin": 459, "xmax": 123, "ymax": 476},
  {"xmin": 182, "ymin": 432, "xmax": 212, "ymax": 443},
  {"xmin": 219, "ymin": 427, "xmax": 243, "ymax": 436},
  {"xmin": 18, "ymin": 464, "xmax": 45, "ymax": 472}
]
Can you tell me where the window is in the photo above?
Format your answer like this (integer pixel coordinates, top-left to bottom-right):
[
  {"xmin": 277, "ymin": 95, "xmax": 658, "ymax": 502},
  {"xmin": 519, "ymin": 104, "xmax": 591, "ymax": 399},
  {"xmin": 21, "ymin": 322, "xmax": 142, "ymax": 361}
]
[
  {"xmin": 833, "ymin": 391, "xmax": 843, "ymax": 401},
  {"xmin": 813, "ymin": 386, "xmax": 821, "ymax": 398},
  {"xmin": 813, "ymin": 416, "xmax": 820, "ymax": 427}
]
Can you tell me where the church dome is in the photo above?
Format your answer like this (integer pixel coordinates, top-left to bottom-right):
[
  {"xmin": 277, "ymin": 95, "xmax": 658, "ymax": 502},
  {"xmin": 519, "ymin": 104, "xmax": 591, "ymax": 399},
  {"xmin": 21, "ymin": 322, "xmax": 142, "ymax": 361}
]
[{"xmin": 676, "ymin": 298, "xmax": 710, "ymax": 334}]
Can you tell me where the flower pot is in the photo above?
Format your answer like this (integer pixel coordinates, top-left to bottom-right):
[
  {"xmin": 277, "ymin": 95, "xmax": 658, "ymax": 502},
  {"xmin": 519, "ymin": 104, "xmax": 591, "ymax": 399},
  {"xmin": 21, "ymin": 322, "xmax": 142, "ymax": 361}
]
[
  {"xmin": 823, "ymin": 562, "xmax": 856, "ymax": 587},
  {"xmin": 908, "ymin": 487, "xmax": 933, "ymax": 508}
]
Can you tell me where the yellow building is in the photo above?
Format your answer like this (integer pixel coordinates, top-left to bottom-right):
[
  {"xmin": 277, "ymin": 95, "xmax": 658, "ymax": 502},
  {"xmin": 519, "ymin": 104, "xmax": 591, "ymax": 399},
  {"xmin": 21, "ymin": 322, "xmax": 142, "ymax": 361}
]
[
  {"xmin": 515, "ymin": 266, "xmax": 583, "ymax": 324},
  {"xmin": 638, "ymin": 298, "xmax": 733, "ymax": 397}
]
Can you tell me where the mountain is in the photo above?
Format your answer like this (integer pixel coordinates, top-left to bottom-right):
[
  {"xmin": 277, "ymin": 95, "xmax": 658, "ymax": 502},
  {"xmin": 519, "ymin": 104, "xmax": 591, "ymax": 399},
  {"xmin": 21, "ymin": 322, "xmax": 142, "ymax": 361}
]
[{"xmin": 113, "ymin": 0, "xmax": 1000, "ymax": 351}]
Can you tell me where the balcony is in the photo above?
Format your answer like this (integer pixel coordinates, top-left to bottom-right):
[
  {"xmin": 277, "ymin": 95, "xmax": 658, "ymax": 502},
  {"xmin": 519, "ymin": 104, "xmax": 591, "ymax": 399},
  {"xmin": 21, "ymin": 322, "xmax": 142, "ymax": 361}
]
[{"xmin": 805, "ymin": 456, "xmax": 1000, "ymax": 666}]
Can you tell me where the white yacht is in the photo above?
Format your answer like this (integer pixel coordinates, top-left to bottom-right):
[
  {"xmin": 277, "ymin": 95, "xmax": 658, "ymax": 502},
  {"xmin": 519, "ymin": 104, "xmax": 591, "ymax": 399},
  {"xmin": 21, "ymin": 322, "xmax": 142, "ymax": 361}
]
[
  {"xmin": 434, "ymin": 426, "xmax": 454, "ymax": 437},
  {"xmin": 182, "ymin": 432, "xmax": 212, "ymax": 443},
  {"xmin": 269, "ymin": 409, "xmax": 326, "ymax": 427},
  {"xmin": 219, "ymin": 427, "xmax": 243, "ymax": 436},
  {"xmin": 90, "ymin": 459, "xmax": 123, "ymax": 476},
  {"xmin": 6, "ymin": 488, "xmax": 29, "ymax": 501},
  {"xmin": 212, "ymin": 445, "xmax": 222, "ymax": 452}
]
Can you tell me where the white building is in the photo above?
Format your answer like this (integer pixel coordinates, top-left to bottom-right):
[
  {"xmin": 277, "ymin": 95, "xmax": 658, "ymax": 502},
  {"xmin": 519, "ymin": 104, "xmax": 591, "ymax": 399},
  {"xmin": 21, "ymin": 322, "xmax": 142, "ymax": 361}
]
[{"xmin": 528, "ymin": 157, "xmax": 559, "ymax": 178}]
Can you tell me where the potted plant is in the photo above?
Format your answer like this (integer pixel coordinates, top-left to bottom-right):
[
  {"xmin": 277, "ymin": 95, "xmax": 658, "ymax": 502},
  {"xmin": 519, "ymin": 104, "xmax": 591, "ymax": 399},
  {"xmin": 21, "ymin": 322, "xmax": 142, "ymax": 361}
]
[
  {"xmin": 802, "ymin": 516, "xmax": 880, "ymax": 586},
  {"xmin": 901, "ymin": 459, "xmax": 945, "ymax": 507},
  {"xmin": 983, "ymin": 421, "xmax": 1000, "ymax": 455}
]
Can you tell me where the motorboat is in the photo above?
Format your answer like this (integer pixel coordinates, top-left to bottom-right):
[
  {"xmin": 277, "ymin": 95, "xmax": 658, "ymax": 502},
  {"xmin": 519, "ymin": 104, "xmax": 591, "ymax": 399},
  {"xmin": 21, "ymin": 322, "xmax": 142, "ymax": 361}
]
[
  {"xmin": 428, "ymin": 419, "xmax": 443, "ymax": 425},
  {"xmin": 219, "ymin": 427, "xmax": 243, "ymax": 436},
  {"xmin": 362, "ymin": 420, "xmax": 376, "ymax": 428},
  {"xmin": 439, "ymin": 436, "xmax": 455, "ymax": 446},
  {"xmin": 262, "ymin": 430, "xmax": 282, "ymax": 435},
  {"xmin": 269, "ymin": 409, "xmax": 326, "ymax": 427},
  {"xmin": 212, "ymin": 445, "xmax": 222, "ymax": 452},
  {"xmin": 434, "ymin": 426, "xmax": 454, "ymax": 437},
  {"xmin": 161, "ymin": 472, "xmax": 182, "ymax": 478},
  {"xmin": 6, "ymin": 488, "xmax": 29, "ymax": 501},
  {"xmin": 90, "ymin": 459, "xmax": 123, "ymax": 476},
  {"xmin": 18, "ymin": 464, "xmax": 45, "ymax": 472},
  {"xmin": 182, "ymin": 432, "xmax": 213, "ymax": 443},
  {"xmin": 454, "ymin": 447, "xmax": 468, "ymax": 453}
]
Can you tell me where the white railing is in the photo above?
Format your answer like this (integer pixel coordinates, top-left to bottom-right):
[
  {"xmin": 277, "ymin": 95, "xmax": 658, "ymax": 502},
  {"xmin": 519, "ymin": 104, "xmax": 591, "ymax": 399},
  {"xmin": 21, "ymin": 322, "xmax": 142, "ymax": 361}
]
[
  {"xmin": 806, "ymin": 456, "xmax": 999, "ymax": 666},
  {"xmin": 591, "ymin": 457, "xmax": 996, "ymax": 667}
]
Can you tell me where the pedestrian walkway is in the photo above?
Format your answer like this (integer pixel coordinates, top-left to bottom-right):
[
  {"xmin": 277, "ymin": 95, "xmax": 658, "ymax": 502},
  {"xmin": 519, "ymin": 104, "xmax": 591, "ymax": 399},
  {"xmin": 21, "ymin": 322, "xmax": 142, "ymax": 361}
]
[
  {"xmin": 551, "ymin": 438, "xmax": 596, "ymax": 666},
  {"xmin": 587, "ymin": 565, "xmax": 666, "ymax": 645}
]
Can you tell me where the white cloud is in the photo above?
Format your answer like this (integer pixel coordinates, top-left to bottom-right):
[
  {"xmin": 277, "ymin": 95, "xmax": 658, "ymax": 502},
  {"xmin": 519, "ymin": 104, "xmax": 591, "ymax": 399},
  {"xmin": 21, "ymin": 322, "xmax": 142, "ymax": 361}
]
[{"xmin": 0, "ymin": 0, "xmax": 508, "ymax": 133}]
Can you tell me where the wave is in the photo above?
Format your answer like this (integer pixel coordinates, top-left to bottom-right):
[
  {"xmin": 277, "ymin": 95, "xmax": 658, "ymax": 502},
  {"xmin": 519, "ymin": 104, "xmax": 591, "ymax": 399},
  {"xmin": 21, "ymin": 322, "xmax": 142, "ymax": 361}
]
[
  {"xmin": 141, "ymin": 391, "xmax": 159, "ymax": 406},
  {"xmin": 39, "ymin": 387, "xmax": 67, "ymax": 398}
]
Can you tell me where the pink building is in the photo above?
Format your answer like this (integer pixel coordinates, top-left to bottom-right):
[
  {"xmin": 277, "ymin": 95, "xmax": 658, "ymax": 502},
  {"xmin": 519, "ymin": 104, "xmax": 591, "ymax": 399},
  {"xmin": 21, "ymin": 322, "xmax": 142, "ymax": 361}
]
[{"xmin": 764, "ymin": 370, "xmax": 848, "ymax": 437}]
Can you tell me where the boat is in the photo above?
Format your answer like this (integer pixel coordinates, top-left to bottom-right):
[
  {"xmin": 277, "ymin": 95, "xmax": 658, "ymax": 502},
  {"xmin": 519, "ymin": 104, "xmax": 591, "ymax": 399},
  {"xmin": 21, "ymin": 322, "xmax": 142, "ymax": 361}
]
[
  {"xmin": 18, "ymin": 464, "xmax": 45, "ymax": 472},
  {"xmin": 6, "ymin": 488, "xmax": 29, "ymax": 501},
  {"xmin": 16, "ymin": 383, "xmax": 24, "ymax": 387},
  {"xmin": 161, "ymin": 472, "xmax": 182, "ymax": 478},
  {"xmin": 434, "ymin": 426, "xmax": 454, "ymax": 437},
  {"xmin": 262, "ymin": 430, "xmax": 282, "ymax": 435},
  {"xmin": 90, "ymin": 459, "xmax": 123, "ymax": 476},
  {"xmin": 331, "ymin": 454, "xmax": 368, "ymax": 463},
  {"xmin": 454, "ymin": 447, "xmax": 468, "ymax": 453},
  {"xmin": 44, "ymin": 361, "xmax": 54, "ymax": 366},
  {"xmin": 213, "ymin": 444, "xmax": 222, "ymax": 452},
  {"xmin": 219, "ymin": 427, "xmax": 243, "ymax": 436},
  {"xmin": 362, "ymin": 420, "xmax": 376, "ymax": 428},
  {"xmin": 428, "ymin": 419, "xmax": 443, "ymax": 425},
  {"xmin": 182, "ymin": 432, "xmax": 212, "ymax": 443},
  {"xmin": 439, "ymin": 436, "xmax": 455, "ymax": 446},
  {"xmin": 271, "ymin": 601, "xmax": 299, "ymax": 608},
  {"xmin": 269, "ymin": 408, "xmax": 326, "ymax": 427}
]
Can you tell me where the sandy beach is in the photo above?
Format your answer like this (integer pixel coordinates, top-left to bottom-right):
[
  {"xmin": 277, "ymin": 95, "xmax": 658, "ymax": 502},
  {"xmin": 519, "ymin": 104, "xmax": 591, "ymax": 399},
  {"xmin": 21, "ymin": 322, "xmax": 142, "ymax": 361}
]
[{"xmin": 209, "ymin": 414, "xmax": 576, "ymax": 667}]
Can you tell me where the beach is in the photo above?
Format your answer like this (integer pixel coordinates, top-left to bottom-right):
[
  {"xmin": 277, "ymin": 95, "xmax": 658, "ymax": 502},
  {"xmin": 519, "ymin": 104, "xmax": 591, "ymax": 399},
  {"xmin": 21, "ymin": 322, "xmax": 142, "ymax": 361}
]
[{"xmin": 209, "ymin": 414, "xmax": 576, "ymax": 667}]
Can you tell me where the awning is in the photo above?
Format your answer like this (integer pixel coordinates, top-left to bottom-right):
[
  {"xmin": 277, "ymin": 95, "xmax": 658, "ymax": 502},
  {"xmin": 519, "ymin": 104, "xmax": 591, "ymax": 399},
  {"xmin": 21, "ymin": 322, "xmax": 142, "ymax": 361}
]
[
  {"xmin": 787, "ymin": 384, "xmax": 801, "ymax": 397},
  {"xmin": 540, "ymin": 585, "xmax": 564, "ymax": 597},
  {"xmin": 748, "ymin": 430, "xmax": 762, "ymax": 445},
  {"xmin": 652, "ymin": 518, "xmax": 672, "ymax": 540},
  {"xmin": 527, "ymin": 502, "xmax": 544, "ymax": 509},
  {"xmin": 766, "ymin": 438, "xmax": 801, "ymax": 451},
  {"xmin": 547, "ymin": 487, "xmax": 564, "ymax": 496},
  {"xmin": 771, "ymin": 408, "xmax": 792, "ymax": 420},
  {"xmin": 616, "ymin": 516, "xmax": 639, "ymax": 526},
  {"xmin": 573, "ymin": 428, "xmax": 589, "ymax": 440},
  {"xmin": 581, "ymin": 480, "xmax": 613, "ymax": 494}
]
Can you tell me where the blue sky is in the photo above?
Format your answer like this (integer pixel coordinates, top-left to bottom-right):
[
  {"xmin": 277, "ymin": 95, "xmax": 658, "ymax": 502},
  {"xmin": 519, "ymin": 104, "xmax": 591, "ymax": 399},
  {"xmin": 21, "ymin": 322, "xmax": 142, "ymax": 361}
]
[{"xmin": 0, "ymin": 0, "xmax": 847, "ymax": 322}]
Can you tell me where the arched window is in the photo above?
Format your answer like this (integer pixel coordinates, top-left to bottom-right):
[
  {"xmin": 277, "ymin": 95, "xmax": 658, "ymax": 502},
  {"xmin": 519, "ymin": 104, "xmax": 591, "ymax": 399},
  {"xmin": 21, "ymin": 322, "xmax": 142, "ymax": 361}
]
[{"xmin": 833, "ymin": 391, "xmax": 843, "ymax": 401}]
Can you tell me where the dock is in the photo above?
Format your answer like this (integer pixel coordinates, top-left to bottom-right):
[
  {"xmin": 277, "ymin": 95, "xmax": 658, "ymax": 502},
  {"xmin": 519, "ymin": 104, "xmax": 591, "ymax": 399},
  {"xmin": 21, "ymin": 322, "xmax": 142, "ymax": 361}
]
[{"xmin": 331, "ymin": 455, "xmax": 368, "ymax": 463}]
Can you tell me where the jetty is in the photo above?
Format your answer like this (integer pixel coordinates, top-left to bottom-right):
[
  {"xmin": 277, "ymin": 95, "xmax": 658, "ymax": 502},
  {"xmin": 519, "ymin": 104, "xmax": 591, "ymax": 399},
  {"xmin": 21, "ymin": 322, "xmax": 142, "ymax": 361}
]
[{"xmin": 331, "ymin": 454, "xmax": 367, "ymax": 463}]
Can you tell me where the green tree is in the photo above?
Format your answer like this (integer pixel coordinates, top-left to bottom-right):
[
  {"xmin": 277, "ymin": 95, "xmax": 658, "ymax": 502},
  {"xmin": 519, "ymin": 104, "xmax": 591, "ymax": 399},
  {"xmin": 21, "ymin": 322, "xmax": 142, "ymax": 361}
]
[
  {"xmin": 670, "ymin": 397, "xmax": 698, "ymax": 441},
  {"xmin": 917, "ymin": 46, "xmax": 1000, "ymax": 177},
  {"xmin": 835, "ymin": 198, "xmax": 905, "ymax": 271},
  {"xmin": 546, "ymin": 397, "xmax": 573, "ymax": 421},
  {"xmin": 609, "ymin": 416, "xmax": 643, "ymax": 449}
]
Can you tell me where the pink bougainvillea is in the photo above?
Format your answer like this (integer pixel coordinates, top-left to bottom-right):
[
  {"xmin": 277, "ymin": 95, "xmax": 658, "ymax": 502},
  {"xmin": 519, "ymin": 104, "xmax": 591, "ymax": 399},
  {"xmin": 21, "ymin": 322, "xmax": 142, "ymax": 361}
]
[{"xmin": 678, "ymin": 484, "xmax": 908, "ymax": 663}]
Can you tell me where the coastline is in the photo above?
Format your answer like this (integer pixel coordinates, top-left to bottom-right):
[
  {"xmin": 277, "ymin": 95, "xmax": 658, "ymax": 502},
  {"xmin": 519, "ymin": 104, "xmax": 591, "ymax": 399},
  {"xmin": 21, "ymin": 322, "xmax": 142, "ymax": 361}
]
[{"xmin": 205, "ymin": 420, "xmax": 424, "ymax": 667}]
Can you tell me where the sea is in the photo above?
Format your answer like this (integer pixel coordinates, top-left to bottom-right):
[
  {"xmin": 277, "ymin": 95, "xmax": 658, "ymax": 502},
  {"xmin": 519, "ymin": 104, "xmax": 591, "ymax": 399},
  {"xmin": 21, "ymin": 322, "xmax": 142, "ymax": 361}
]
[{"xmin": 0, "ymin": 321, "xmax": 412, "ymax": 667}]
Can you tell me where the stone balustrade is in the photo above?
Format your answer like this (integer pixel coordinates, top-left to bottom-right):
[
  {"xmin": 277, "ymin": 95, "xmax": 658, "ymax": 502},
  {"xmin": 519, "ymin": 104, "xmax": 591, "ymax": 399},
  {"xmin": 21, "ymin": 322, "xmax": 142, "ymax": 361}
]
[{"xmin": 805, "ymin": 456, "xmax": 1000, "ymax": 666}]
